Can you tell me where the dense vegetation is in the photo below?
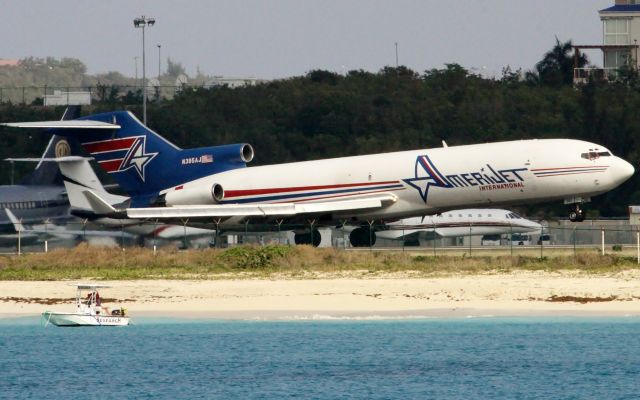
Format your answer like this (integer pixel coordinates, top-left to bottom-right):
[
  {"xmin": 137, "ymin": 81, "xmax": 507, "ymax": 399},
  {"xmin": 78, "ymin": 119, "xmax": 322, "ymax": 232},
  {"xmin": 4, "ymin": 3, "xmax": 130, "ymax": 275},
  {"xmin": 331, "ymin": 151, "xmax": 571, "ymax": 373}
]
[
  {"xmin": 0, "ymin": 41, "xmax": 639, "ymax": 218},
  {"xmin": 0, "ymin": 245, "xmax": 635, "ymax": 280}
]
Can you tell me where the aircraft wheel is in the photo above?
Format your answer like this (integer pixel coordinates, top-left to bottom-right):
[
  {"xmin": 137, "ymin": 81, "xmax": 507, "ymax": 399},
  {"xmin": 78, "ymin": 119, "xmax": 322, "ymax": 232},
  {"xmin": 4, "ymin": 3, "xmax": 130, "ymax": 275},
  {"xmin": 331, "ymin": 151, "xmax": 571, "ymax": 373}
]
[
  {"xmin": 294, "ymin": 229, "xmax": 322, "ymax": 247},
  {"xmin": 568, "ymin": 204, "xmax": 585, "ymax": 222},
  {"xmin": 349, "ymin": 227, "xmax": 377, "ymax": 247}
]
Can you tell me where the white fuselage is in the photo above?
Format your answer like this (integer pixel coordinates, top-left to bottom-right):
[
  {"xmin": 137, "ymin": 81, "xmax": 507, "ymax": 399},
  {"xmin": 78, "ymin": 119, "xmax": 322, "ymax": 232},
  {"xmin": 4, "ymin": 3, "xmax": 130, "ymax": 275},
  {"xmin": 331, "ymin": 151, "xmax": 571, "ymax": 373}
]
[
  {"xmin": 376, "ymin": 209, "xmax": 541, "ymax": 240},
  {"xmin": 161, "ymin": 139, "xmax": 634, "ymax": 223}
]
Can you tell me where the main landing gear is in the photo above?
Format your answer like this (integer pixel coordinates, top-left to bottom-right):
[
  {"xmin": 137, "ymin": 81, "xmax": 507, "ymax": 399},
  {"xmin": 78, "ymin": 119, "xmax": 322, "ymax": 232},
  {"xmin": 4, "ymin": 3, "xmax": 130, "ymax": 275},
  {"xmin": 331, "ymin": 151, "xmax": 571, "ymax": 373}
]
[
  {"xmin": 294, "ymin": 229, "xmax": 321, "ymax": 247},
  {"xmin": 568, "ymin": 204, "xmax": 585, "ymax": 222}
]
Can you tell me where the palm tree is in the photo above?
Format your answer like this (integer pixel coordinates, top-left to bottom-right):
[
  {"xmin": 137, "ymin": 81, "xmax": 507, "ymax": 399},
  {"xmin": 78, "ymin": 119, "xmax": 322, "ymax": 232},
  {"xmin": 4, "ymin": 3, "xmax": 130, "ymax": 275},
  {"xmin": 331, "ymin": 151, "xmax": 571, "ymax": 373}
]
[{"xmin": 534, "ymin": 38, "xmax": 588, "ymax": 87}]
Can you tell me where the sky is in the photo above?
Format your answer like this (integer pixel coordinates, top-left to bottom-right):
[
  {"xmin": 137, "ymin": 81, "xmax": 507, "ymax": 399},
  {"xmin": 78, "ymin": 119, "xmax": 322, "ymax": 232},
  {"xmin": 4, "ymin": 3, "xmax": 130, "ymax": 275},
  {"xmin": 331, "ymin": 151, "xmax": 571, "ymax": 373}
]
[{"xmin": 0, "ymin": 0, "xmax": 612, "ymax": 79}]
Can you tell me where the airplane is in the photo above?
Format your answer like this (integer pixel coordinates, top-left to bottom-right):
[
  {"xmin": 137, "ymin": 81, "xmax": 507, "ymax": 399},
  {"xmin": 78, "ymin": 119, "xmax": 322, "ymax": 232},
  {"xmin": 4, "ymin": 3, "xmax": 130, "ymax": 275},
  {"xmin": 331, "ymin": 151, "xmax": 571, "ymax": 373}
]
[
  {"xmin": 372, "ymin": 209, "xmax": 542, "ymax": 245},
  {"xmin": 2, "ymin": 110, "xmax": 634, "ymax": 247},
  {"xmin": 60, "ymin": 157, "xmax": 542, "ymax": 247}
]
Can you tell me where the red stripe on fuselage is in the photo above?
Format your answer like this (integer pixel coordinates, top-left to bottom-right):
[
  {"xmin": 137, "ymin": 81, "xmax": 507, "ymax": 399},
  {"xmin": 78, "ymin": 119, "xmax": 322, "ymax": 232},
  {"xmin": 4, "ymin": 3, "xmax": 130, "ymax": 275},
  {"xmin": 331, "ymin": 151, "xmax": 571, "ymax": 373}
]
[
  {"xmin": 83, "ymin": 137, "xmax": 136, "ymax": 154},
  {"xmin": 223, "ymin": 180, "xmax": 400, "ymax": 198},
  {"xmin": 530, "ymin": 165, "xmax": 609, "ymax": 171},
  {"xmin": 535, "ymin": 171, "xmax": 603, "ymax": 178}
]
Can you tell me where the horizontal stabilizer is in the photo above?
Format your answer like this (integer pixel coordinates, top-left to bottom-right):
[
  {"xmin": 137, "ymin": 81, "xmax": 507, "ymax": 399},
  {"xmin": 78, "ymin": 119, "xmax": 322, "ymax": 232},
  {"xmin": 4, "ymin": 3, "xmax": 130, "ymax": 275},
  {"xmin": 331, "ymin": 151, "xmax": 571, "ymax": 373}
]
[
  {"xmin": 82, "ymin": 190, "xmax": 118, "ymax": 215},
  {"xmin": 1, "ymin": 120, "xmax": 120, "ymax": 129},
  {"xmin": 125, "ymin": 193, "xmax": 398, "ymax": 219}
]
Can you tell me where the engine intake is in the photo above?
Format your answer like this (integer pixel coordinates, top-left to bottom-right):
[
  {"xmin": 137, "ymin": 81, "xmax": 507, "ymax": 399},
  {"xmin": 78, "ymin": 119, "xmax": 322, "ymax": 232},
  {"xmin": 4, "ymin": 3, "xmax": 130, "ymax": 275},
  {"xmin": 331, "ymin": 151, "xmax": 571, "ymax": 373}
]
[
  {"xmin": 212, "ymin": 183, "xmax": 224, "ymax": 203},
  {"xmin": 241, "ymin": 144, "xmax": 254, "ymax": 163}
]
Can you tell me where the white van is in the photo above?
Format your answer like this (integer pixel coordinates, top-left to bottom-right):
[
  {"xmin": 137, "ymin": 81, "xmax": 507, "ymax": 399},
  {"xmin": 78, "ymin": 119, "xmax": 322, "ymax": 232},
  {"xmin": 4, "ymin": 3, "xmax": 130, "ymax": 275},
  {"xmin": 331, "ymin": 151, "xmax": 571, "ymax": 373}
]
[
  {"xmin": 481, "ymin": 234, "xmax": 501, "ymax": 246},
  {"xmin": 537, "ymin": 234, "xmax": 553, "ymax": 245},
  {"xmin": 510, "ymin": 233, "xmax": 532, "ymax": 246}
]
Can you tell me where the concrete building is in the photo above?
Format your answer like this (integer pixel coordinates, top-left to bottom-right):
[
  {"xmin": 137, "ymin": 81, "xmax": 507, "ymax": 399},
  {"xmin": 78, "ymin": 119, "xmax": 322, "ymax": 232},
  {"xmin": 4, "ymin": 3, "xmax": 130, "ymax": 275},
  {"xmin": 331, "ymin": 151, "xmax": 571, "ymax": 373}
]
[
  {"xmin": 44, "ymin": 90, "xmax": 91, "ymax": 106},
  {"xmin": 573, "ymin": 0, "xmax": 640, "ymax": 83}
]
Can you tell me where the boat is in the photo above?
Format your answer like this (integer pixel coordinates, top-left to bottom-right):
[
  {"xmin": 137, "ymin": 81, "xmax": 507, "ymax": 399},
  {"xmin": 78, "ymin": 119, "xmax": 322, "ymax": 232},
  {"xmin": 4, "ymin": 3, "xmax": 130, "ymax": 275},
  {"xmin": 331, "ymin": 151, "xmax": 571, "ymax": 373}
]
[{"xmin": 42, "ymin": 284, "xmax": 130, "ymax": 327}]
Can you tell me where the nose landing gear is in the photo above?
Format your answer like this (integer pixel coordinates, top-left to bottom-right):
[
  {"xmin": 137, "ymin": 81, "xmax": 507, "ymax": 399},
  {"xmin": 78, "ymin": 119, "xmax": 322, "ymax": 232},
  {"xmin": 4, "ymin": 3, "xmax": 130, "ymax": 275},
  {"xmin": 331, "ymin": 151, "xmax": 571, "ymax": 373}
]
[{"xmin": 568, "ymin": 204, "xmax": 585, "ymax": 222}]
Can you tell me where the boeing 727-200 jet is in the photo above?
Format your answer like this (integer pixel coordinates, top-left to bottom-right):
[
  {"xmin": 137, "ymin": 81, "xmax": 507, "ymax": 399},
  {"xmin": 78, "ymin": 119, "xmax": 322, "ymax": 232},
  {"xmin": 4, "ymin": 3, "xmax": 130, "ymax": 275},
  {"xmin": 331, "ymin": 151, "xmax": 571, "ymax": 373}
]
[{"xmin": 2, "ymin": 110, "xmax": 634, "ymax": 246}]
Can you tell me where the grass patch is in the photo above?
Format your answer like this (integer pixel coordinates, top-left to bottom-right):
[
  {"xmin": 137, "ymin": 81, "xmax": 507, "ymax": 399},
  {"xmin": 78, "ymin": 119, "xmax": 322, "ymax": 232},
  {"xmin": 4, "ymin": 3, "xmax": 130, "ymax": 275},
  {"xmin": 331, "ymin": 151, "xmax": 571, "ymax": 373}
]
[{"xmin": 0, "ymin": 244, "xmax": 639, "ymax": 280}]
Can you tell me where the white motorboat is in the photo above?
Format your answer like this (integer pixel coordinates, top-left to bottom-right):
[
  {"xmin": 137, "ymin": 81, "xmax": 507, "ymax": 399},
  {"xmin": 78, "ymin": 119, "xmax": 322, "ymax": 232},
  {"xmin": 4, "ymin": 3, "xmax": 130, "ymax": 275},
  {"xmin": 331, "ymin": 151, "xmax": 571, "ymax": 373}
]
[{"xmin": 42, "ymin": 284, "xmax": 130, "ymax": 327}]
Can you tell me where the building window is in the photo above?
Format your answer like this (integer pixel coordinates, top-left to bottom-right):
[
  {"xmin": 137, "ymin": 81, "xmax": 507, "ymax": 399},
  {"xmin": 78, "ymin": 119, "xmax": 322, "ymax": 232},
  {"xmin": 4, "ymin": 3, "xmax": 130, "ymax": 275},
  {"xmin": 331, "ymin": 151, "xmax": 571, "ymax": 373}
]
[
  {"xmin": 604, "ymin": 19, "xmax": 630, "ymax": 45},
  {"xmin": 605, "ymin": 49, "xmax": 632, "ymax": 69}
]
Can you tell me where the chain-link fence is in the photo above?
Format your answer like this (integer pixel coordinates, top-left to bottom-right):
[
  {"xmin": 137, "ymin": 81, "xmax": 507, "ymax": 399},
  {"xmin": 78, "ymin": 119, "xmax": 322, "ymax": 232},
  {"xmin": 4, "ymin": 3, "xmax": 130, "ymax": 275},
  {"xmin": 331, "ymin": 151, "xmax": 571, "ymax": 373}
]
[{"xmin": 3, "ymin": 219, "xmax": 640, "ymax": 260}]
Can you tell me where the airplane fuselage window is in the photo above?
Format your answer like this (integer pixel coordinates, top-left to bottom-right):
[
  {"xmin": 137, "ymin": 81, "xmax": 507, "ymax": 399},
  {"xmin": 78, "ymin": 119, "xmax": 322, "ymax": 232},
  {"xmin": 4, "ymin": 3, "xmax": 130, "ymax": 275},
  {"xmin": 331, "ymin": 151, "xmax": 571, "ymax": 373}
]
[{"xmin": 581, "ymin": 151, "xmax": 611, "ymax": 160}]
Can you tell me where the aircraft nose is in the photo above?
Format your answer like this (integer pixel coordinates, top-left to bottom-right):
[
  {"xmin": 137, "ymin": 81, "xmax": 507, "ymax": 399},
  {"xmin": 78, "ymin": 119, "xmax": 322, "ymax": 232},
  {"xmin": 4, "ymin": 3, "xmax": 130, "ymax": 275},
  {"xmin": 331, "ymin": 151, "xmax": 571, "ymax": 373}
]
[{"xmin": 614, "ymin": 157, "xmax": 635, "ymax": 183}]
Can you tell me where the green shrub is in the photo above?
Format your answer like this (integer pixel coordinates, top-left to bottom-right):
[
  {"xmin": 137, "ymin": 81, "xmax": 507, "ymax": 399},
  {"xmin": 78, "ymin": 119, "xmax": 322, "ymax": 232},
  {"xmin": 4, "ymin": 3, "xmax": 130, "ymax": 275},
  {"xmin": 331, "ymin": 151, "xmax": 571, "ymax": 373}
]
[{"xmin": 221, "ymin": 245, "xmax": 292, "ymax": 269}]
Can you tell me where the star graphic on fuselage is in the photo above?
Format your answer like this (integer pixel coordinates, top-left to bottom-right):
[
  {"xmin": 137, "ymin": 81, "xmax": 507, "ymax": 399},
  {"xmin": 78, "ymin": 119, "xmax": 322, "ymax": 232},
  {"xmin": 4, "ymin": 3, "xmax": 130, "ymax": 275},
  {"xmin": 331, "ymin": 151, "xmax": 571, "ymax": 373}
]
[
  {"xmin": 403, "ymin": 175, "xmax": 436, "ymax": 203},
  {"xmin": 119, "ymin": 137, "xmax": 158, "ymax": 181},
  {"xmin": 403, "ymin": 155, "xmax": 452, "ymax": 204}
]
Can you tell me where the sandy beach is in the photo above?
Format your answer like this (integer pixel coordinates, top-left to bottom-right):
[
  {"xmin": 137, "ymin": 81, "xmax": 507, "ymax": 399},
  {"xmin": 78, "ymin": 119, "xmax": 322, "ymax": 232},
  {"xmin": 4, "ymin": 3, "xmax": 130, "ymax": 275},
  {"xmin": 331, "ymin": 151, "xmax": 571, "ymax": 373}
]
[{"xmin": 2, "ymin": 270, "xmax": 640, "ymax": 319}]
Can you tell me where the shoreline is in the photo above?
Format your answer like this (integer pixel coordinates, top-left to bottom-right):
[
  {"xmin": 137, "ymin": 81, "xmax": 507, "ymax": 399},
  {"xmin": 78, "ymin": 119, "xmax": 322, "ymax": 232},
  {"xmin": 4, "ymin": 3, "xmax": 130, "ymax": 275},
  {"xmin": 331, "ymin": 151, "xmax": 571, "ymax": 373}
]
[{"xmin": 2, "ymin": 271, "xmax": 640, "ymax": 319}]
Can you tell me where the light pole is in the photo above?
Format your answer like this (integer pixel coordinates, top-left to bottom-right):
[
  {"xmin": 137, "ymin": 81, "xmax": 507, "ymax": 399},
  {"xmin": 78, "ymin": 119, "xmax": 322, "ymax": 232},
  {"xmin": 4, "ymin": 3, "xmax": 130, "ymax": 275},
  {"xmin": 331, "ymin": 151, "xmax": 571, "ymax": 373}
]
[
  {"xmin": 133, "ymin": 15, "xmax": 155, "ymax": 126},
  {"xmin": 395, "ymin": 42, "xmax": 399, "ymax": 78},
  {"xmin": 157, "ymin": 44, "xmax": 161, "ymax": 78},
  {"xmin": 134, "ymin": 56, "xmax": 139, "ymax": 81},
  {"xmin": 395, "ymin": 41, "xmax": 398, "ymax": 68}
]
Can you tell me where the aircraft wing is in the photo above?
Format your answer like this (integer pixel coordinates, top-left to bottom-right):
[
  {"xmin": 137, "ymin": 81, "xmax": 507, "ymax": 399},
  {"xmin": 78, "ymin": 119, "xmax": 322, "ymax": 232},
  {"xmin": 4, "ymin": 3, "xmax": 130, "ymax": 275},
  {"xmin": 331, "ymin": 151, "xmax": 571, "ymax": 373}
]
[
  {"xmin": 83, "ymin": 190, "xmax": 398, "ymax": 220},
  {"xmin": 1, "ymin": 120, "xmax": 120, "ymax": 129}
]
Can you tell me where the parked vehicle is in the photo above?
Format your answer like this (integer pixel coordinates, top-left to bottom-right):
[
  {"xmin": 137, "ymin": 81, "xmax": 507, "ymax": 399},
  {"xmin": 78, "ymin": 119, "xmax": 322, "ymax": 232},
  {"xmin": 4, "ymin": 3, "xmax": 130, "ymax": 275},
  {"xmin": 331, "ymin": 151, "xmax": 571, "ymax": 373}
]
[
  {"xmin": 537, "ymin": 234, "xmax": 553, "ymax": 245},
  {"xmin": 510, "ymin": 233, "xmax": 532, "ymax": 246},
  {"xmin": 481, "ymin": 234, "xmax": 501, "ymax": 246}
]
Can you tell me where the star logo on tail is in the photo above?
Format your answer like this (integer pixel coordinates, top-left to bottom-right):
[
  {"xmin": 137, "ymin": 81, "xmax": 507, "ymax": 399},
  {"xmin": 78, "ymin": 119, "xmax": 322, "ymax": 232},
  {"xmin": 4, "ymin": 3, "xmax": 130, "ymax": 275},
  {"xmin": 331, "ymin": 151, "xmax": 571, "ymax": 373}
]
[
  {"xmin": 119, "ymin": 137, "xmax": 158, "ymax": 181},
  {"xmin": 403, "ymin": 155, "xmax": 452, "ymax": 203}
]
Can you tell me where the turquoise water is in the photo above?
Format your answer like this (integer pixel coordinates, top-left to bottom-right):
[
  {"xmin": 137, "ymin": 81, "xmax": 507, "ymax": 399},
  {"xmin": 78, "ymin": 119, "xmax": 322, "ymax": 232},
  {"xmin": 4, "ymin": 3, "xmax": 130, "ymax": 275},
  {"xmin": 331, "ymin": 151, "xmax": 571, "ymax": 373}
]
[{"xmin": 1, "ymin": 317, "xmax": 640, "ymax": 399}]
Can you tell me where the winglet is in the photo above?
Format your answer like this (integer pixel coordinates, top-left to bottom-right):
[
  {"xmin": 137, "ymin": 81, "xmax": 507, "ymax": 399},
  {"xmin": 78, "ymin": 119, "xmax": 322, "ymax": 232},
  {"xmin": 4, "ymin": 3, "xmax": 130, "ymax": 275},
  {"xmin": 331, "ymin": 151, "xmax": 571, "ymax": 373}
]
[
  {"xmin": 4, "ymin": 209, "xmax": 24, "ymax": 232},
  {"xmin": 82, "ymin": 190, "xmax": 118, "ymax": 215}
]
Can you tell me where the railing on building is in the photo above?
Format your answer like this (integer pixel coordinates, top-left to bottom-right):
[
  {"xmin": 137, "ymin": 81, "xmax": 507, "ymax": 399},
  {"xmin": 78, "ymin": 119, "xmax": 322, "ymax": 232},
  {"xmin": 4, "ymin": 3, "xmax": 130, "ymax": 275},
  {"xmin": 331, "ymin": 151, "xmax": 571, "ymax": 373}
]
[{"xmin": 573, "ymin": 67, "xmax": 620, "ymax": 84}]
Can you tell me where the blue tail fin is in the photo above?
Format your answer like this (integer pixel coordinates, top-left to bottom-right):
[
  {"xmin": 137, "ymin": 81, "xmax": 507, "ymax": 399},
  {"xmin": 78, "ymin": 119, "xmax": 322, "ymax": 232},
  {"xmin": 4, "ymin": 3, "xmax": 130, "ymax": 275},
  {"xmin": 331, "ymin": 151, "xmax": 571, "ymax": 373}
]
[{"xmin": 51, "ymin": 111, "xmax": 252, "ymax": 202}]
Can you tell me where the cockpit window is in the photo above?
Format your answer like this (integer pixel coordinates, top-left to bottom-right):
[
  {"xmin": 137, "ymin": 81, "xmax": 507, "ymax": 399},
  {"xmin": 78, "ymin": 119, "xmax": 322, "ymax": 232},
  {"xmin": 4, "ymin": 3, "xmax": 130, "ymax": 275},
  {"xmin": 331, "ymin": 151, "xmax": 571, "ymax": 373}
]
[
  {"xmin": 581, "ymin": 151, "xmax": 611, "ymax": 160},
  {"xmin": 507, "ymin": 212, "xmax": 522, "ymax": 219}
]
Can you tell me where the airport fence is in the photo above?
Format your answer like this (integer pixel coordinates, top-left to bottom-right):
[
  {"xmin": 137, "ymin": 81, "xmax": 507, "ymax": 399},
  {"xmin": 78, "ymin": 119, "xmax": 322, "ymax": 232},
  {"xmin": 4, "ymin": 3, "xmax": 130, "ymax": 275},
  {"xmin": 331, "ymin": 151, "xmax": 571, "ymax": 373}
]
[{"xmin": 2, "ymin": 219, "xmax": 640, "ymax": 262}]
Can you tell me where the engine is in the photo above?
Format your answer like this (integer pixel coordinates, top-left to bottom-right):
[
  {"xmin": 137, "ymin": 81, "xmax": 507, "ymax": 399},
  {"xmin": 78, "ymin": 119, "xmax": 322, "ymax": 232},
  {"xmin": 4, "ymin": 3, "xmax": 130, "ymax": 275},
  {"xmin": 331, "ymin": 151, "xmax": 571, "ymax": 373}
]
[
  {"xmin": 159, "ymin": 143, "xmax": 254, "ymax": 206},
  {"xmin": 208, "ymin": 143, "xmax": 254, "ymax": 164},
  {"xmin": 163, "ymin": 183, "xmax": 225, "ymax": 206}
]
